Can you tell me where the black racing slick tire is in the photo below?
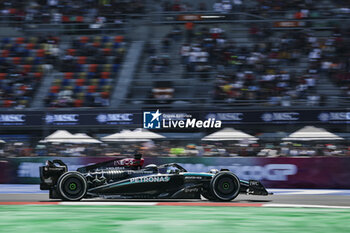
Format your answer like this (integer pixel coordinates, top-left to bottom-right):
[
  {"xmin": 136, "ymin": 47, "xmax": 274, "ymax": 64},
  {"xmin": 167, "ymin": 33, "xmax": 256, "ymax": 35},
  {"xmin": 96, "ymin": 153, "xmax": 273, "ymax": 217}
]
[
  {"xmin": 210, "ymin": 172, "xmax": 240, "ymax": 201},
  {"xmin": 57, "ymin": 172, "xmax": 87, "ymax": 201}
]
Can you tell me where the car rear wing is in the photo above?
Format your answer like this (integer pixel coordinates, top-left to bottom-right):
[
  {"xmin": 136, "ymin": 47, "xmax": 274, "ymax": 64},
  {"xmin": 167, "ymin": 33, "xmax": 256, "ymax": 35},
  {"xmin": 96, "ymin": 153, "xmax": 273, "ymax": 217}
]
[{"xmin": 40, "ymin": 160, "xmax": 67, "ymax": 190}]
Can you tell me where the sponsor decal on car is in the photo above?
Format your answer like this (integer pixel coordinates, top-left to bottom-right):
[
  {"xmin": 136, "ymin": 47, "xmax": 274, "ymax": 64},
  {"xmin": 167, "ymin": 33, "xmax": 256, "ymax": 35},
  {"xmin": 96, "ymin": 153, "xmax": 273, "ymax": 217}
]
[
  {"xmin": 127, "ymin": 170, "xmax": 154, "ymax": 174},
  {"xmin": 130, "ymin": 176, "xmax": 170, "ymax": 183},
  {"xmin": 184, "ymin": 188, "xmax": 199, "ymax": 193},
  {"xmin": 115, "ymin": 159, "xmax": 138, "ymax": 166},
  {"xmin": 184, "ymin": 176, "xmax": 202, "ymax": 180}
]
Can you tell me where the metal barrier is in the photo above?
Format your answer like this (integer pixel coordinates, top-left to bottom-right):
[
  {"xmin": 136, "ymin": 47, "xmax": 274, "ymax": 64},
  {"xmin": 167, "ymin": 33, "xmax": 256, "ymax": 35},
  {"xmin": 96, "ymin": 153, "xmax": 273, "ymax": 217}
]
[
  {"xmin": 2, "ymin": 157, "xmax": 350, "ymax": 187},
  {"xmin": 120, "ymin": 97, "xmax": 336, "ymax": 109},
  {"xmin": 1, "ymin": 11, "xmax": 350, "ymax": 29}
]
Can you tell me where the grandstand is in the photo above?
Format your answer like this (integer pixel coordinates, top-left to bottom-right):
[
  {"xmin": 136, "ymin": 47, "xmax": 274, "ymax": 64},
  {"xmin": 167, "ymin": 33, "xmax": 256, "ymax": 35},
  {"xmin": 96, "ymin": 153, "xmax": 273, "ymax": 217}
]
[
  {"xmin": 45, "ymin": 35, "xmax": 126, "ymax": 108},
  {"xmin": 0, "ymin": 0, "xmax": 349, "ymax": 109},
  {"xmin": 0, "ymin": 35, "xmax": 57, "ymax": 108},
  {"xmin": 0, "ymin": 0, "xmax": 348, "ymax": 157}
]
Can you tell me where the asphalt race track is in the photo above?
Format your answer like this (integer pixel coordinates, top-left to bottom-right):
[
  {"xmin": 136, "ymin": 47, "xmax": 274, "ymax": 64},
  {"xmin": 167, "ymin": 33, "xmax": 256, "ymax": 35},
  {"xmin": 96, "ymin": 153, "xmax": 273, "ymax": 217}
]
[{"xmin": 1, "ymin": 185, "xmax": 350, "ymax": 207}]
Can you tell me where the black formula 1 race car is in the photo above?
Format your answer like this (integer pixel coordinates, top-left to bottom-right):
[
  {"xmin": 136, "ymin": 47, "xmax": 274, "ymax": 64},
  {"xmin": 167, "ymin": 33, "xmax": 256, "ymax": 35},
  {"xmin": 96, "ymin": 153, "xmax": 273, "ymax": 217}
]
[{"xmin": 40, "ymin": 154, "xmax": 270, "ymax": 201}]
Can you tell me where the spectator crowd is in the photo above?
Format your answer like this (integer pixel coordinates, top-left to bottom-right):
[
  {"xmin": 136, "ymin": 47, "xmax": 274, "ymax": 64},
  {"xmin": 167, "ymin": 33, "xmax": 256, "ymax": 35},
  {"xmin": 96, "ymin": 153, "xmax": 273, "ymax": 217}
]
[
  {"xmin": 178, "ymin": 24, "xmax": 328, "ymax": 106},
  {"xmin": 0, "ymin": 0, "xmax": 145, "ymax": 25},
  {"xmin": 0, "ymin": 140, "xmax": 349, "ymax": 157}
]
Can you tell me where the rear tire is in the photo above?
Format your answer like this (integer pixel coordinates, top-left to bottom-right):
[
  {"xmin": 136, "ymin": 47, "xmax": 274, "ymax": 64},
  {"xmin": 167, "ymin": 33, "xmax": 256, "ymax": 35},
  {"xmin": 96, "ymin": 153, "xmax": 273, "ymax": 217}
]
[
  {"xmin": 210, "ymin": 172, "xmax": 240, "ymax": 201},
  {"xmin": 57, "ymin": 172, "xmax": 87, "ymax": 201}
]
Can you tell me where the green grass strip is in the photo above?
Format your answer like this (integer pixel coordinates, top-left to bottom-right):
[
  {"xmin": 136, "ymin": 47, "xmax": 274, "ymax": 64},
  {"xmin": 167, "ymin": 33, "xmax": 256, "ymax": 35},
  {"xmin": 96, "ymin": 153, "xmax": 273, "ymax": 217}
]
[{"xmin": 0, "ymin": 205, "xmax": 349, "ymax": 233}]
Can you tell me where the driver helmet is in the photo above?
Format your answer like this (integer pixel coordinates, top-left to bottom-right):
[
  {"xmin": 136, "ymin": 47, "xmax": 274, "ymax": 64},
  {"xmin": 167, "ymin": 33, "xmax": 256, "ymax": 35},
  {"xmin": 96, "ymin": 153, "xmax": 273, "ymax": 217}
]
[
  {"xmin": 209, "ymin": 169, "xmax": 219, "ymax": 174},
  {"xmin": 167, "ymin": 166, "xmax": 178, "ymax": 174},
  {"xmin": 145, "ymin": 164, "xmax": 158, "ymax": 173}
]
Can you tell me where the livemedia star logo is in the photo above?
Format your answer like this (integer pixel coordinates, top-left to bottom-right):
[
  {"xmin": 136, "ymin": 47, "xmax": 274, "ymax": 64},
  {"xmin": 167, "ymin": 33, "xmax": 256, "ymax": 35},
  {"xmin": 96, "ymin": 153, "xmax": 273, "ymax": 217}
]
[
  {"xmin": 143, "ymin": 110, "xmax": 162, "ymax": 129},
  {"xmin": 143, "ymin": 110, "xmax": 221, "ymax": 129}
]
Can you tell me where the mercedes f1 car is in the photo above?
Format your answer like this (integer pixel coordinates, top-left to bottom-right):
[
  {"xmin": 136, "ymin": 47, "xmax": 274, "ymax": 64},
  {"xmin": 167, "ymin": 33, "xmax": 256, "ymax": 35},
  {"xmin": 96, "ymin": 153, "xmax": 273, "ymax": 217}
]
[{"xmin": 40, "ymin": 154, "xmax": 270, "ymax": 201}]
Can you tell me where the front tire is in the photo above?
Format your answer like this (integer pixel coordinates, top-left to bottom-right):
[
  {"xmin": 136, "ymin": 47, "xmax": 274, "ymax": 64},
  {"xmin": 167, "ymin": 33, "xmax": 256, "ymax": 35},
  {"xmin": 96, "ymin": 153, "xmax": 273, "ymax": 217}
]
[
  {"xmin": 210, "ymin": 172, "xmax": 240, "ymax": 201},
  {"xmin": 57, "ymin": 172, "xmax": 87, "ymax": 201}
]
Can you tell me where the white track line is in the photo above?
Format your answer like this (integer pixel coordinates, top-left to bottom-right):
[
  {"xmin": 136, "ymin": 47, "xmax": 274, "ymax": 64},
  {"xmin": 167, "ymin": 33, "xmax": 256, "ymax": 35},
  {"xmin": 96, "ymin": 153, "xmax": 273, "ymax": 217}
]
[
  {"xmin": 263, "ymin": 203, "xmax": 350, "ymax": 209},
  {"xmin": 59, "ymin": 202, "xmax": 350, "ymax": 209},
  {"xmin": 267, "ymin": 189, "xmax": 350, "ymax": 195},
  {"xmin": 273, "ymin": 190, "xmax": 341, "ymax": 195}
]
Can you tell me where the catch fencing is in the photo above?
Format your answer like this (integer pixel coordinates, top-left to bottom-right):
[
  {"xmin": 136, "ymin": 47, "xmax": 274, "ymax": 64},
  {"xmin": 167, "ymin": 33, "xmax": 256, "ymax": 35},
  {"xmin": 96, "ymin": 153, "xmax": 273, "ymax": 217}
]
[{"xmin": 1, "ymin": 156, "xmax": 350, "ymax": 188}]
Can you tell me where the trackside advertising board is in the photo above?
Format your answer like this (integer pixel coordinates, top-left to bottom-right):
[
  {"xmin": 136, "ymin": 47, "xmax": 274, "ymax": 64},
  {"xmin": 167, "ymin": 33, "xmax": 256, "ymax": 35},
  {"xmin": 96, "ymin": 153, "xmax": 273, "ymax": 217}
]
[
  {"xmin": 0, "ymin": 110, "xmax": 348, "ymax": 127},
  {"xmin": 1, "ymin": 157, "xmax": 350, "ymax": 188}
]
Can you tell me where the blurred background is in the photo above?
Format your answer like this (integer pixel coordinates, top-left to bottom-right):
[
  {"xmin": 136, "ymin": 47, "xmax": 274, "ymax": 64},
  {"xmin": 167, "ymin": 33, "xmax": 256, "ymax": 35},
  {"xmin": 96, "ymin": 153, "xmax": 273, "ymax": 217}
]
[{"xmin": 0, "ymin": 0, "xmax": 348, "ymax": 159}]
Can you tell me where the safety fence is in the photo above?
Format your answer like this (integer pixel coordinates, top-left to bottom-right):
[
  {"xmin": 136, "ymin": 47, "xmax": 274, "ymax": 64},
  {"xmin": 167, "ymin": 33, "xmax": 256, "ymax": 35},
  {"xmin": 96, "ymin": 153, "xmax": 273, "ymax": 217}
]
[
  {"xmin": 1, "ymin": 156, "xmax": 350, "ymax": 188},
  {"xmin": 0, "ymin": 109, "xmax": 348, "ymax": 127}
]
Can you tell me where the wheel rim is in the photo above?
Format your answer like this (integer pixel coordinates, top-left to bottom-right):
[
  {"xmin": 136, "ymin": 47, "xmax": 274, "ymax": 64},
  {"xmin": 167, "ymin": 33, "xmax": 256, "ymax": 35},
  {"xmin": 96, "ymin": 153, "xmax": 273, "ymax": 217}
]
[
  {"xmin": 222, "ymin": 182, "xmax": 230, "ymax": 190},
  {"xmin": 216, "ymin": 177, "xmax": 235, "ymax": 195},
  {"xmin": 59, "ymin": 173, "xmax": 87, "ymax": 200},
  {"xmin": 69, "ymin": 182, "xmax": 77, "ymax": 191},
  {"xmin": 63, "ymin": 177, "xmax": 83, "ymax": 196},
  {"xmin": 212, "ymin": 173, "xmax": 240, "ymax": 201}
]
